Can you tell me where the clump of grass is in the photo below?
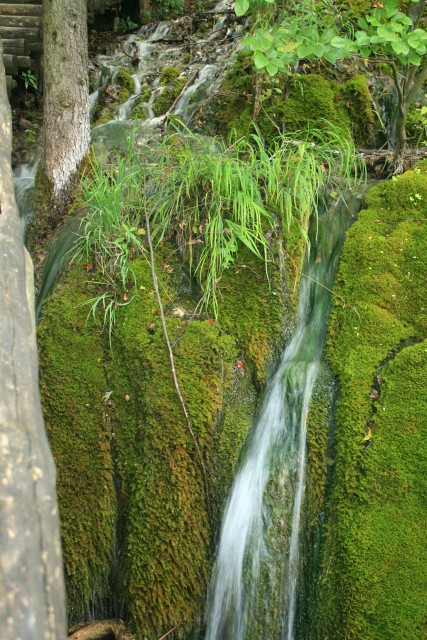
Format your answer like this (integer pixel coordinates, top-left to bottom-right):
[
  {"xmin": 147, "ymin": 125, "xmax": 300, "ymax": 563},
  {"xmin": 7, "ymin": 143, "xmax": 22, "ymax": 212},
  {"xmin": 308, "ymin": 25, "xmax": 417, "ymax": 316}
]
[
  {"xmin": 71, "ymin": 120, "xmax": 363, "ymax": 332},
  {"xmin": 70, "ymin": 152, "xmax": 145, "ymax": 343}
]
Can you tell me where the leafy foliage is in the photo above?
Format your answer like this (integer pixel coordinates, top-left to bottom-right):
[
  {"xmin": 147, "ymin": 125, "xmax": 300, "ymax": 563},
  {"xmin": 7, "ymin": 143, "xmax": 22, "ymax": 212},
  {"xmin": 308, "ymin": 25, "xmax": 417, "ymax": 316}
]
[{"xmin": 239, "ymin": 0, "xmax": 427, "ymax": 74}]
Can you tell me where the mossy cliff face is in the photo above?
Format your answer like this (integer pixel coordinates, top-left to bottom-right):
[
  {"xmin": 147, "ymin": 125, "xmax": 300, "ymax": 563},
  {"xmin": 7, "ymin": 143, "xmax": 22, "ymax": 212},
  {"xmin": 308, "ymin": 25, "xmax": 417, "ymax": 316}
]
[
  {"xmin": 311, "ymin": 166, "xmax": 427, "ymax": 639},
  {"xmin": 37, "ymin": 234, "xmax": 293, "ymax": 637},
  {"xmin": 38, "ymin": 264, "xmax": 117, "ymax": 620},
  {"xmin": 208, "ymin": 54, "xmax": 374, "ymax": 147}
]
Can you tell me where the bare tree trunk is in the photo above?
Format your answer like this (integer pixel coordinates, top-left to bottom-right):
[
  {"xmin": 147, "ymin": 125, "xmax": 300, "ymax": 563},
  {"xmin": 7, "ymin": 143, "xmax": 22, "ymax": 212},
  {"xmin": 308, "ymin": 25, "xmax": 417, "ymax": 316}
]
[
  {"xmin": 393, "ymin": 103, "xmax": 407, "ymax": 175},
  {"xmin": 0, "ymin": 38, "xmax": 66, "ymax": 640},
  {"xmin": 42, "ymin": 0, "xmax": 90, "ymax": 209}
]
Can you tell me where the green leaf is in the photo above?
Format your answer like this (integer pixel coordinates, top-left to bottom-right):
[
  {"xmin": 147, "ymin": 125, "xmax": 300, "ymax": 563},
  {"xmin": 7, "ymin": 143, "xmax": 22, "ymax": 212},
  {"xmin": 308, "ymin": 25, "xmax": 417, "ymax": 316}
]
[
  {"xmin": 391, "ymin": 39, "xmax": 410, "ymax": 55},
  {"xmin": 389, "ymin": 20, "xmax": 404, "ymax": 33},
  {"xmin": 254, "ymin": 51, "xmax": 268, "ymax": 69},
  {"xmin": 312, "ymin": 42, "xmax": 324, "ymax": 57},
  {"xmin": 407, "ymin": 50, "xmax": 421, "ymax": 65},
  {"xmin": 377, "ymin": 25, "xmax": 399, "ymax": 42},
  {"xmin": 355, "ymin": 31, "xmax": 371, "ymax": 46},
  {"xmin": 244, "ymin": 35, "xmax": 258, "ymax": 51},
  {"xmin": 394, "ymin": 13, "xmax": 413, "ymax": 26},
  {"xmin": 235, "ymin": 0, "xmax": 249, "ymax": 17},
  {"xmin": 266, "ymin": 61, "xmax": 279, "ymax": 75},
  {"xmin": 297, "ymin": 44, "xmax": 313, "ymax": 58},
  {"xmin": 384, "ymin": 0, "xmax": 399, "ymax": 18},
  {"xmin": 330, "ymin": 35, "xmax": 350, "ymax": 49},
  {"xmin": 357, "ymin": 17, "xmax": 369, "ymax": 30}
]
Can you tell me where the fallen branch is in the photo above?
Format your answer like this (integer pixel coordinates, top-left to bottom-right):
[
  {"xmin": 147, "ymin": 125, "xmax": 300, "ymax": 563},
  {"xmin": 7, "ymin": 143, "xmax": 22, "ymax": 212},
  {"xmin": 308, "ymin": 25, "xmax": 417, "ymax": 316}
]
[
  {"xmin": 158, "ymin": 624, "xmax": 180, "ymax": 640},
  {"xmin": 68, "ymin": 619, "xmax": 126, "ymax": 639},
  {"xmin": 358, "ymin": 147, "xmax": 427, "ymax": 175}
]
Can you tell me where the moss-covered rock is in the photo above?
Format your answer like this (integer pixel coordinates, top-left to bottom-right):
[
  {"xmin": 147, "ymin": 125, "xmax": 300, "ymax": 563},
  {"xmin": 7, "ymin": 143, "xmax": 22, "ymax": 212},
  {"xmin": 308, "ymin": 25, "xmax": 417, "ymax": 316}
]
[
  {"xmin": 312, "ymin": 166, "xmax": 427, "ymax": 639},
  {"xmin": 37, "ymin": 228, "xmax": 300, "ymax": 637},
  {"xmin": 212, "ymin": 53, "xmax": 374, "ymax": 146},
  {"xmin": 130, "ymin": 96, "xmax": 150, "ymax": 120},
  {"xmin": 153, "ymin": 76, "xmax": 186, "ymax": 116},
  {"xmin": 38, "ymin": 263, "xmax": 117, "ymax": 621},
  {"xmin": 116, "ymin": 69, "xmax": 135, "ymax": 102},
  {"xmin": 159, "ymin": 66, "xmax": 181, "ymax": 85}
]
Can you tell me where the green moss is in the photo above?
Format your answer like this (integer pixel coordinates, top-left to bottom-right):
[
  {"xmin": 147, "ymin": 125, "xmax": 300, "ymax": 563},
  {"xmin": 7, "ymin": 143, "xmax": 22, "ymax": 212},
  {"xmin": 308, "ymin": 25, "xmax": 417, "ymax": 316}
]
[
  {"xmin": 109, "ymin": 255, "xmax": 238, "ymax": 637},
  {"xmin": 312, "ymin": 168, "xmax": 427, "ymax": 639},
  {"xmin": 341, "ymin": 74, "xmax": 376, "ymax": 146},
  {"xmin": 38, "ymin": 263, "xmax": 117, "ymax": 620},
  {"xmin": 153, "ymin": 77, "xmax": 186, "ymax": 116},
  {"xmin": 116, "ymin": 69, "xmax": 135, "ymax": 102},
  {"xmin": 215, "ymin": 55, "xmax": 374, "ymax": 147},
  {"xmin": 159, "ymin": 66, "xmax": 181, "ymax": 85},
  {"xmin": 217, "ymin": 247, "xmax": 286, "ymax": 385},
  {"xmin": 37, "ymin": 222, "xmax": 300, "ymax": 636},
  {"xmin": 93, "ymin": 109, "xmax": 116, "ymax": 126},
  {"xmin": 130, "ymin": 96, "xmax": 150, "ymax": 120},
  {"xmin": 27, "ymin": 163, "xmax": 53, "ymax": 252},
  {"xmin": 339, "ymin": 0, "xmax": 371, "ymax": 17}
]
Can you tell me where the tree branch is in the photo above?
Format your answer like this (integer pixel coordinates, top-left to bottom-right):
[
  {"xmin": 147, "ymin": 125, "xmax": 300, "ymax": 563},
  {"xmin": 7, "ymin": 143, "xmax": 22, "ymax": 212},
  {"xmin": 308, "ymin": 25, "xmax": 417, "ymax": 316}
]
[
  {"xmin": 390, "ymin": 61, "xmax": 405, "ymax": 108},
  {"xmin": 405, "ymin": 64, "xmax": 427, "ymax": 109}
]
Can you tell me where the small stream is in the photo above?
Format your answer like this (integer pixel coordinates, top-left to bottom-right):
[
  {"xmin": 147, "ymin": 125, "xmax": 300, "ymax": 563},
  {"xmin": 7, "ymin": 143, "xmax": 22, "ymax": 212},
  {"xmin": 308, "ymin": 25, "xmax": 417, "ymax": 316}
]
[
  {"xmin": 205, "ymin": 194, "xmax": 360, "ymax": 640},
  {"xmin": 18, "ymin": 0, "xmax": 243, "ymax": 315},
  {"xmin": 90, "ymin": 0, "xmax": 242, "ymax": 148}
]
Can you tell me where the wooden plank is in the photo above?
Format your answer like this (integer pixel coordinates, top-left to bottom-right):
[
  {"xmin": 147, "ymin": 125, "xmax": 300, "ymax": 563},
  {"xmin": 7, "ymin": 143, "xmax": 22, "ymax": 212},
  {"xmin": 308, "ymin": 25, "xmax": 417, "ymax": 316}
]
[
  {"xmin": 0, "ymin": 15, "xmax": 42, "ymax": 27},
  {"xmin": 1, "ymin": 38, "xmax": 28, "ymax": 55},
  {"xmin": 0, "ymin": 4, "xmax": 43, "ymax": 15},
  {"xmin": 0, "ymin": 26, "xmax": 41, "ymax": 40},
  {"xmin": 28, "ymin": 41, "xmax": 42, "ymax": 53},
  {"xmin": 0, "ymin": 38, "xmax": 67, "ymax": 640},
  {"xmin": 2, "ymin": 53, "xmax": 18, "ymax": 75},
  {"xmin": 17, "ymin": 54, "xmax": 34, "ymax": 69},
  {"xmin": 0, "ymin": 0, "xmax": 42, "ymax": 4}
]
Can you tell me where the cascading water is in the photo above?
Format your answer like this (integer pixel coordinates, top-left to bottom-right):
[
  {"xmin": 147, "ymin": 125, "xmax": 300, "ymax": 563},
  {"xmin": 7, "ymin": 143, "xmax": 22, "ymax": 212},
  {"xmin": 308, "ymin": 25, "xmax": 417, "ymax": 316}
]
[
  {"xmin": 205, "ymin": 196, "xmax": 357, "ymax": 640},
  {"xmin": 13, "ymin": 149, "xmax": 39, "ymax": 239},
  {"xmin": 35, "ymin": 0, "xmax": 243, "ymax": 317},
  {"xmin": 90, "ymin": 0, "xmax": 242, "ymax": 149}
]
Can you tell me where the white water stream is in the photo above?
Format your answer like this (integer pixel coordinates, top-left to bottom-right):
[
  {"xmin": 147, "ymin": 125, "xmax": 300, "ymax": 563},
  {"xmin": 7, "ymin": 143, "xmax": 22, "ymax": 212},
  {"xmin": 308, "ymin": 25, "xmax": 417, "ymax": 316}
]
[{"xmin": 205, "ymin": 198, "xmax": 356, "ymax": 640}]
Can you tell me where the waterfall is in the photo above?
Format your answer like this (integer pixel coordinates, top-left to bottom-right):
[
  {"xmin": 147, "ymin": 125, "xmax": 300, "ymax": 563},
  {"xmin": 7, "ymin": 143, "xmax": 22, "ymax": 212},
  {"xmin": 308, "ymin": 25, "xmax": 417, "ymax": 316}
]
[{"xmin": 205, "ymin": 196, "xmax": 357, "ymax": 640}]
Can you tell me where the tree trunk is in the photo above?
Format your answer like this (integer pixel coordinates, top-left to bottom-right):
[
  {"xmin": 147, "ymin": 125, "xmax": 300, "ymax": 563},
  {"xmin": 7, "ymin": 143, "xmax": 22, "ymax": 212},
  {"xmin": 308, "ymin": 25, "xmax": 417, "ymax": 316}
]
[
  {"xmin": 393, "ymin": 103, "xmax": 407, "ymax": 175},
  {"xmin": 42, "ymin": 0, "xmax": 90, "ymax": 208},
  {"xmin": 0, "ymin": 38, "xmax": 66, "ymax": 640}
]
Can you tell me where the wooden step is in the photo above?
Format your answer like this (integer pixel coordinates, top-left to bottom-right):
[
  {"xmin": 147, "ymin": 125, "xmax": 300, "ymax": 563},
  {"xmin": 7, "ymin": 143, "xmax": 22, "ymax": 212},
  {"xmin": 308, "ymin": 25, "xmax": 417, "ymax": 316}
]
[
  {"xmin": 1, "ymin": 0, "xmax": 42, "ymax": 5},
  {"xmin": 1, "ymin": 37, "xmax": 28, "ymax": 55},
  {"xmin": 2, "ymin": 53, "xmax": 18, "ymax": 75},
  {"xmin": 17, "ymin": 54, "xmax": 34, "ymax": 69},
  {"xmin": 0, "ymin": 4, "xmax": 43, "ymax": 16},
  {"xmin": 28, "ymin": 41, "xmax": 42, "ymax": 53},
  {"xmin": 0, "ymin": 25, "xmax": 42, "ymax": 40},
  {"xmin": 0, "ymin": 15, "xmax": 42, "ymax": 27}
]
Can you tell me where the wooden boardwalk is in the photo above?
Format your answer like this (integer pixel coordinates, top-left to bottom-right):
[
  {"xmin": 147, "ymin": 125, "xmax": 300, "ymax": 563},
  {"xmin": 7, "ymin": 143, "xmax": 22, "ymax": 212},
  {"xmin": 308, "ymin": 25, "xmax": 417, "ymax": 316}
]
[{"xmin": 0, "ymin": 1, "xmax": 43, "ymax": 94}]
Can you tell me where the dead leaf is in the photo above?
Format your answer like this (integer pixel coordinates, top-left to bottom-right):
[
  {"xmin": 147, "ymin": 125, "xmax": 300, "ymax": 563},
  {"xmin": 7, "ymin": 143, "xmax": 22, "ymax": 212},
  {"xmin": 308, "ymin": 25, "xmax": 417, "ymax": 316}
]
[{"xmin": 362, "ymin": 428, "xmax": 372, "ymax": 442}]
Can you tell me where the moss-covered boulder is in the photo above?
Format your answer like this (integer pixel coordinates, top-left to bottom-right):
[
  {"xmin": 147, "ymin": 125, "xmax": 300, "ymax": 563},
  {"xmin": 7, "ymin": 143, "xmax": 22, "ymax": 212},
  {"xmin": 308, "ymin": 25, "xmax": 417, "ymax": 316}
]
[
  {"xmin": 311, "ymin": 166, "xmax": 427, "ymax": 639},
  {"xmin": 37, "ymin": 229, "xmax": 296, "ymax": 637},
  {"xmin": 38, "ymin": 264, "xmax": 117, "ymax": 620},
  {"xmin": 211, "ymin": 53, "xmax": 374, "ymax": 147}
]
